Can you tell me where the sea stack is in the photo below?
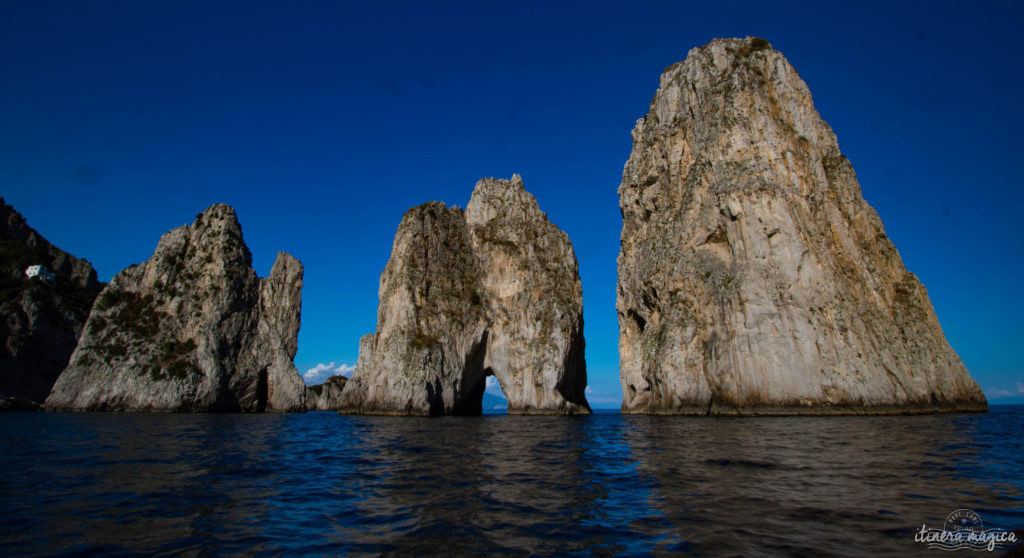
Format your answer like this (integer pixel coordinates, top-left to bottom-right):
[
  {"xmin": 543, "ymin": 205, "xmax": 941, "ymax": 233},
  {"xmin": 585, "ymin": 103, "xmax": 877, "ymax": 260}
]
[
  {"xmin": 305, "ymin": 375, "xmax": 348, "ymax": 411},
  {"xmin": 46, "ymin": 204, "xmax": 306, "ymax": 412},
  {"xmin": 340, "ymin": 176, "xmax": 589, "ymax": 415},
  {"xmin": 1, "ymin": 198, "xmax": 104, "ymax": 407},
  {"xmin": 616, "ymin": 37, "xmax": 986, "ymax": 415}
]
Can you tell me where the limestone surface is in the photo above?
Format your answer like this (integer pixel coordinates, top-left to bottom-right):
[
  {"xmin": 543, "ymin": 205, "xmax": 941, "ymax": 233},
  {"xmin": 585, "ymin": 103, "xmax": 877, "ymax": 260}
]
[
  {"xmin": 340, "ymin": 176, "xmax": 589, "ymax": 415},
  {"xmin": 46, "ymin": 204, "xmax": 306, "ymax": 412},
  {"xmin": 617, "ymin": 37, "xmax": 987, "ymax": 415}
]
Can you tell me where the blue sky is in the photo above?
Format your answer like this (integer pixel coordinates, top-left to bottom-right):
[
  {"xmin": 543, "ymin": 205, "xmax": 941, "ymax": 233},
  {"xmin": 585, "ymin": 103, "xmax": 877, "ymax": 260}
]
[{"xmin": 2, "ymin": 1, "xmax": 1022, "ymax": 408}]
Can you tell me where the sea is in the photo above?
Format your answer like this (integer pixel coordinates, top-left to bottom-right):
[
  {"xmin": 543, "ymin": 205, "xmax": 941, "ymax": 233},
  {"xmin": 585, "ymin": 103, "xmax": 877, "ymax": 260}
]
[{"xmin": 1, "ymin": 406, "xmax": 1021, "ymax": 557}]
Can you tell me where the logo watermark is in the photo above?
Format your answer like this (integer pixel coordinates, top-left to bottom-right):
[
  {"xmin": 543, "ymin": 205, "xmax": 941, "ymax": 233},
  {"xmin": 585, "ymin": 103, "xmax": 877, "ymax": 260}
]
[{"xmin": 914, "ymin": 509, "xmax": 1016, "ymax": 552}]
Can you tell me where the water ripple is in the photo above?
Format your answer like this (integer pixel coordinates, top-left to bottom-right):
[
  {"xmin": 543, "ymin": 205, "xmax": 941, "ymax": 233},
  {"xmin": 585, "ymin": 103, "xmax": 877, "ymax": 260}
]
[{"xmin": 1, "ymin": 408, "xmax": 1022, "ymax": 556}]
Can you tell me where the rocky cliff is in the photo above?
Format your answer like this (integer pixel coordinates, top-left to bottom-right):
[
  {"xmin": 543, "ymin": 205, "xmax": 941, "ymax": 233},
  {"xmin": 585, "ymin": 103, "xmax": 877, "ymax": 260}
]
[
  {"xmin": 617, "ymin": 37, "xmax": 986, "ymax": 415},
  {"xmin": 0, "ymin": 198, "xmax": 104, "ymax": 405},
  {"xmin": 45, "ymin": 204, "xmax": 306, "ymax": 412},
  {"xmin": 305, "ymin": 374, "xmax": 348, "ymax": 411},
  {"xmin": 340, "ymin": 176, "xmax": 589, "ymax": 415}
]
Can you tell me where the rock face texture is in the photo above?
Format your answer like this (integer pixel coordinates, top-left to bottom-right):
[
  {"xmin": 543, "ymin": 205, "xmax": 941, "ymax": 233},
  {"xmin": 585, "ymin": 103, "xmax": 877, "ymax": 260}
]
[
  {"xmin": 0, "ymin": 198, "xmax": 104, "ymax": 405},
  {"xmin": 46, "ymin": 204, "xmax": 306, "ymax": 412},
  {"xmin": 617, "ymin": 37, "xmax": 986, "ymax": 415},
  {"xmin": 340, "ymin": 176, "xmax": 589, "ymax": 415},
  {"xmin": 305, "ymin": 374, "xmax": 348, "ymax": 411}
]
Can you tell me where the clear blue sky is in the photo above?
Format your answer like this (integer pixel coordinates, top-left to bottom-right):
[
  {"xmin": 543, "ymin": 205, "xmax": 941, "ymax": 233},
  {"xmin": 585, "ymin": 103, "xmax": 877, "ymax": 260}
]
[{"xmin": 3, "ymin": 1, "xmax": 1022, "ymax": 408}]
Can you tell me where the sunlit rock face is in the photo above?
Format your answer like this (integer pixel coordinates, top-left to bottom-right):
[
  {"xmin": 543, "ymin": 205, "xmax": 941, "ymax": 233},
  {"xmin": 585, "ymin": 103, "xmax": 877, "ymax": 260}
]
[
  {"xmin": 617, "ymin": 37, "xmax": 987, "ymax": 415},
  {"xmin": 340, "ymin": 176, "xmax": 590, "ymax": 416},
  {"xmin": 46, "ymin": 204, "xmax": 306, "ymax": 412}
]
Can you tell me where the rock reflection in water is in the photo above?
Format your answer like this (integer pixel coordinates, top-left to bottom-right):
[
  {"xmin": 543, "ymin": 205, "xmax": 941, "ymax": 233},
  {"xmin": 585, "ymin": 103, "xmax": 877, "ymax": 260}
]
[
  {"xmin": 622, "ymin": 411, "xmax": 1024, "ymax": 555},
  {"xmin": 326, "ymin": 416, "xmax": 669, "ymax": 555}
]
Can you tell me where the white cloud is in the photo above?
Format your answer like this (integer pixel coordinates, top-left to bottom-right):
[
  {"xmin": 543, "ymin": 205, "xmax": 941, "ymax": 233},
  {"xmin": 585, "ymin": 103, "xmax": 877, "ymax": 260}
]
[
  {"xmin": 485, "ymin": 376, "xmax": 506, "ymax": 398},
  {"xmin": 583, "ymin": 386, "xmax": 621, "ymax": 407},
  {"xmin": 303, "ymin": 362, "xmax": 355, "ymax": 384},
  {"xmin": 986, "ymin": 382, "xmax": 1024, "ymax": 399}
]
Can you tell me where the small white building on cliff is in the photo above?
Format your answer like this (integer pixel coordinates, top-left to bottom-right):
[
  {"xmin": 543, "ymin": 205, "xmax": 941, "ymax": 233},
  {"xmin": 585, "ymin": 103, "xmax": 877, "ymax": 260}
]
[{"xmin": 25, "ymin": 265, "xmax": 55, "ymax": 282}]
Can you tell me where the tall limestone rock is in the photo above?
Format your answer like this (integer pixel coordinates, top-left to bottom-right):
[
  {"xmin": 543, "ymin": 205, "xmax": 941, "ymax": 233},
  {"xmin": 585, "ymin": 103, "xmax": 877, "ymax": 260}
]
[
  {"xmin": 257, "ymin": 252, "xmax": 306, "ymax": 411},
  {"xmin": 45, "ymin": 204, "xmax": 306, "ymax": 412},
  {"xmin": 0, "ymin": 198, "xmax": 104, "ymax": 405},
  {"xmin": 617, "ymin": 37, "xmax": 986, "ymax": 415},
  {"xmin": 466, "ymin": 177, "xmax": 588, "ymax": 412},
  {"xmin": 340, "ymin": 176, "xmax": 589, "ymax": 415}
]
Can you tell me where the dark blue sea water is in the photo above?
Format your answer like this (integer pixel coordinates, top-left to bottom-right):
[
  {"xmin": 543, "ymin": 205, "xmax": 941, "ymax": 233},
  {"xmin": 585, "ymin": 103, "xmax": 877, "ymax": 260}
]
[{"xmin": 1, "ymin": 407, "xmax": 1022, "ymax": 556}]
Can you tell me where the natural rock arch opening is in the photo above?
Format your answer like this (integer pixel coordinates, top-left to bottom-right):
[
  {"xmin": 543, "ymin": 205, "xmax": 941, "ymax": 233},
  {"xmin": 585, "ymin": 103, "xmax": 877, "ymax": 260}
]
[
  {"xmin": 451, "ymin": 332, "xmax": 511, "ymax": 416},
  {"xmin": 454, "ymin": 367, "xmax": 510, "ymax": 416},
  {"xmin": 254, "ymin": 369, "xmax": 268, "ymax": 413}
]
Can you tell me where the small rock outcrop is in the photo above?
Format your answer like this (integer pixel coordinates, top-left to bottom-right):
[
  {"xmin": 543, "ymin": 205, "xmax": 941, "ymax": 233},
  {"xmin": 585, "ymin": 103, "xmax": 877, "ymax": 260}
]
[
  {"xmin": 0, "ymin": 198, "xmax": 104, "ymax": 406},
  {"xmin": 45, "ymin": 204, "xmax": 306, "ymax": 412},
  {"xmin": 305, "ymin": 375, "xmax": 348, "ymax": 411},
  {"xmin": 340, "ymin": 176, "xmax": 589, "ymax": 415},
  {"xmin": 617, "ymin": 38, "xmax": 987, "ymax": 415},
  {"xmin": 0, "ymin": 396, "xmax": 43, "ymax": 412}
]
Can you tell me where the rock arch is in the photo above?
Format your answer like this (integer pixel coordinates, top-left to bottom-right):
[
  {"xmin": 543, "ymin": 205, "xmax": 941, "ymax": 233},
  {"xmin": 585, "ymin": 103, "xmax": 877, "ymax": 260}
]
[{"xmin": 340, "ymin": 176, "xmax": 590, "ymax": 416}]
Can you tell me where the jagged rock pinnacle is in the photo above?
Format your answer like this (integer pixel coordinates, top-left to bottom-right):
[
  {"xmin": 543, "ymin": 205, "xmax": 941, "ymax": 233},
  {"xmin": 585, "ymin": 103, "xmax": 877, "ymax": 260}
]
[{"xmin": 45, "ymin": 204, "xmax": 306, "ymax": 412}]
